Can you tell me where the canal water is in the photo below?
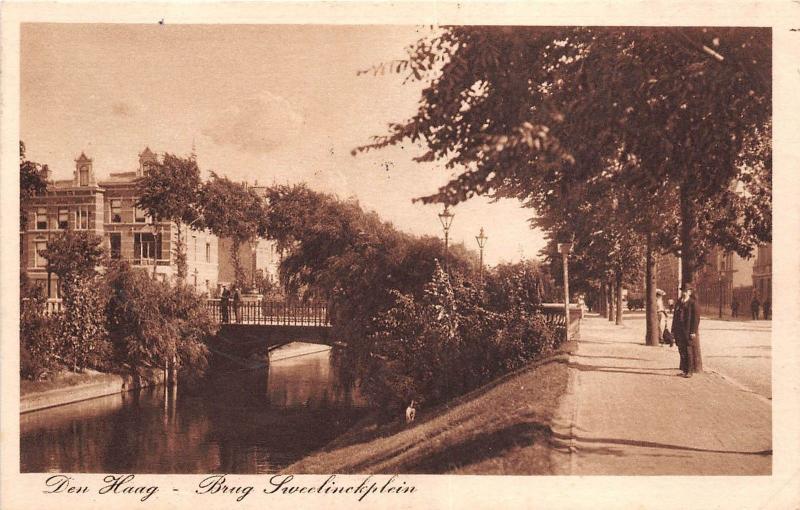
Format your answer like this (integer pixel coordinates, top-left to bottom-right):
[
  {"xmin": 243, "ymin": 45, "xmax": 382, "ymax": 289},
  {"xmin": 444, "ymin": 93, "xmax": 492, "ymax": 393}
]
[{"xmin": 20, "ymin": 343, "xmax": 368, "ymax": 473}]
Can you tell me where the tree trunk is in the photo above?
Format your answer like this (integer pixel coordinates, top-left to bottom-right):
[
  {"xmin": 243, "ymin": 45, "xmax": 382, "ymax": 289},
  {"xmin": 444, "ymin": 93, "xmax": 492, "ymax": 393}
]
[
  {"xmin": 599, "ymin": 283, "xmax": 607, "ymax": 317},
  {"xmin": 175, "ymin": 222, "xmax": 187, "ymax": 281},
  {"xmin": 615, "ymin": 270, "xmax": 623, "ymax": 325},
  {"xmin": 607, "ymin": 277, "xmax": 615, "ymax": 322},
  {"xmin": 231, "ymin": 239, "xmax": 244, "ymax": 287},
  {"xmin": 645, "ymin": 233, "xmax": 660, "ymax": 346},
  {"xmin": 680, "ymin": 184, "xmax": 702, "ymax": 372}
]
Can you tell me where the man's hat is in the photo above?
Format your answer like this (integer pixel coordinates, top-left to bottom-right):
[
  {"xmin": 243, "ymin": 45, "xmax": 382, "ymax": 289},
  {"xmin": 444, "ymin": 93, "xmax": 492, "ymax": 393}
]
[
  {"xmin": 681, "ymin": 283, "xmax": 694, "ymax": 292},
  {"xmin": 656, "ymin": 288, "xmax": 666, "ymax": 296}
]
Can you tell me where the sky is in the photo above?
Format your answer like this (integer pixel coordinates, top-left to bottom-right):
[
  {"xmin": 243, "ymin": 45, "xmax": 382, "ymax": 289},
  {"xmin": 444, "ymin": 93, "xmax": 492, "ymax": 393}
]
[{"xmin": 21, "ymin": 23, "xmax": 547, "ymax": 265}]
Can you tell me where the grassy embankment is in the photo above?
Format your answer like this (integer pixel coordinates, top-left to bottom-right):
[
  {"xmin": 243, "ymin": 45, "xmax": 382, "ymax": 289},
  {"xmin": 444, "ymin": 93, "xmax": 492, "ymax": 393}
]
[{"xmin": 287, "ymin": 341, "xmax": 576, "ymax": 475}]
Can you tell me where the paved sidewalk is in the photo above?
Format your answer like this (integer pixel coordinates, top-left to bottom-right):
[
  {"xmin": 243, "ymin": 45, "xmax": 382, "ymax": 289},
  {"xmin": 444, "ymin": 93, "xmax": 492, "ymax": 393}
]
[{"xmin": 552, "ymin": 315, "xmax": 772, "ymax": 475}]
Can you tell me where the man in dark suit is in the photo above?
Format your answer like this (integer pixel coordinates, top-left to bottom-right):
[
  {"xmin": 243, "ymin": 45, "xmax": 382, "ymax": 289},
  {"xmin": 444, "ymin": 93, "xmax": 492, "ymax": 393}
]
[{"xmin": 671, "ymin": 283, "xmax": 700, "ymax": 377}]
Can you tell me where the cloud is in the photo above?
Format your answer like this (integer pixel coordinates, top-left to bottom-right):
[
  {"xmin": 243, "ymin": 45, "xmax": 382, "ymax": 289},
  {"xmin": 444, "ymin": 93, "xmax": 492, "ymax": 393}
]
[
  {"xmin": 110, "ymin": 101, "xmax": 133, "ymax": 117},
  {"xmin": 202, "ymin": 92, "xmax": 305, "ymax": 154}
]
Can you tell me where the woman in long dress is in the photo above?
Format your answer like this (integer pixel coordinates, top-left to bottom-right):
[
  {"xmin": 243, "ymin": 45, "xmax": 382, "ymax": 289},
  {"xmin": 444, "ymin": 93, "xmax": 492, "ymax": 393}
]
[{"xmin": 656, "ymin": 289, "xmax": 671, "ymax": 346}]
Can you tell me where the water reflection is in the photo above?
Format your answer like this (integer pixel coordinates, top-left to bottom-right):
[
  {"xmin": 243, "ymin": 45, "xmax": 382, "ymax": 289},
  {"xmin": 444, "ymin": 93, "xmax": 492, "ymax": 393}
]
[{"xmin": 21, "ymin": 343, "xmax": 367, "ymax": 473}]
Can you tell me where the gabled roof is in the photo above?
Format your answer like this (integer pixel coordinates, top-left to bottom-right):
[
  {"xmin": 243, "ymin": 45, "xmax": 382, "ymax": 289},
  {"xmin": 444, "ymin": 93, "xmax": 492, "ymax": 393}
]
[{"xmin": 75, "ymin": 152, "xmax": 92, "ymax": 162}]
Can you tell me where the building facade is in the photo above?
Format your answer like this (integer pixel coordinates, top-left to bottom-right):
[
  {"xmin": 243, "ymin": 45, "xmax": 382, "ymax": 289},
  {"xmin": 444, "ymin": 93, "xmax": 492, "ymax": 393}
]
[
  {"xmin": 21, "ymin": 149, "xmax": 220, "ymax": 297},
  {"xmin": 655, "ymin": 244, "xmax": 771, "ymax": 318}
]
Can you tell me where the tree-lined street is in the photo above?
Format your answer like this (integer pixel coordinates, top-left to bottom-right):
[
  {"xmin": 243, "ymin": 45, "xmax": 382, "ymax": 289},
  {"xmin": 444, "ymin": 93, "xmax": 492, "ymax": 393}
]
[{"xmin": 553, "ymin": 315, "xmax": 771, "ymax": 475}]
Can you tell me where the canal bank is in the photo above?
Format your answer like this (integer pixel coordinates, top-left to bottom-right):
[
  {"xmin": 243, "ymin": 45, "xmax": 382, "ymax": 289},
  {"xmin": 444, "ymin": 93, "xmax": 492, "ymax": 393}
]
[
  {"xmin": 20, "ymin": 368, "xmax": 165, "ymax": 413},
  {"xmin": 20, "ymin": 343, "xmax": 368, "ymax": 473},
  {"xmin": 286, "ymin": 340, "xmax": 577, "ymax": 475}
]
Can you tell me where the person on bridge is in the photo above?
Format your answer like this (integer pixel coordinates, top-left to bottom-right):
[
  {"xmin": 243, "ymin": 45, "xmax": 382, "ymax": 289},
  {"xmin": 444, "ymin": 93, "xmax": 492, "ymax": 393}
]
[
  {"xmin": 233, "ymin": 286, "xmax": 242, "ymax": 324},
  {"xmin": 763, "ymin": 297, "xmax": 771, "ymax": 320},
  {"xmin": 731, "ymin": 297, "xmax": 739, "ymax": 318},
  {"xmin": 220, "ymin": 286, "xmax": 230, "ymax": 324},
  {"xmin": 750, "ymin": 295, "xmax": 761, "ymax": 321},
  {"xmin": 671, "ymin": 283, "xmax": 700, "ymax": 377}
]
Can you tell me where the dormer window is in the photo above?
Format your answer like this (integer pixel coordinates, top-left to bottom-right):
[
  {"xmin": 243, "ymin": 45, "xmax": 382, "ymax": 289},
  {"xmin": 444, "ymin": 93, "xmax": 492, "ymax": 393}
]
[{"xmin": 79, "ymin": 165, "xmax": 89, "ymax": 186}]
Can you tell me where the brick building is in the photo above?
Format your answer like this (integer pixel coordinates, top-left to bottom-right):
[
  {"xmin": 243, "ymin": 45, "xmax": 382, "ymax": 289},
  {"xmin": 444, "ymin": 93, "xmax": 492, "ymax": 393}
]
[
  {"xmin": 21, "ymin": 149, "xmax": 219, "ymax": 297},
  {"xmin": 655, "ymin": 244, "xmax": 771, "ymax": 318}
]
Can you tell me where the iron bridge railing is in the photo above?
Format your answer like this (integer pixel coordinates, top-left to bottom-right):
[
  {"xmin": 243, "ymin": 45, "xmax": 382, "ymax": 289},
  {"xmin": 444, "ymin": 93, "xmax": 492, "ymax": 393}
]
[{"xmin": 206, "ymin": 299, "xmax": 330, "ymax": 327}]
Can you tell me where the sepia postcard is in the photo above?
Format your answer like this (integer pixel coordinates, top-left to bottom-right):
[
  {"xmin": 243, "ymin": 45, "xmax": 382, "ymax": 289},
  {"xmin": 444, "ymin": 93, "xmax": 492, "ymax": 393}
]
[{"xmin": 2, "ymin": 1, "xmax": 799, "ymax": 509}]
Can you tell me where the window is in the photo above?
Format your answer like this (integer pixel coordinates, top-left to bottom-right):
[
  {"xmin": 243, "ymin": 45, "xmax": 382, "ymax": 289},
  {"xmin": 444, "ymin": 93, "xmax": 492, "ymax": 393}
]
[
  {"xmin": 58, "ymin": 209, "xmax": 69, "ymax": 230},
  {"xmin": 110, "ymin": 200, "xmax": 122, "ymax": 223},
  {"xmin": 36, "ymin": 208, "xmax": 47, "ymax": 230},
  {"xmin": 79, "ymin": 166, "xmax": 89, "ymax": 186},
  {"xmin": 75, "ymin": 206, "xmax": 89, "ymax": 230},
  {"xmin": 133, "ymin": 233, "xmax": 161, "ymax": 264},
  {"xmin": 109, "ymin": 233, "xmax": 122, "ymax": 259},
  {"xmin": 34, "ymin": 241, "xmax": 47, "ymax": 268},
  {"xmin": 134, "ymin": 206, "xmax": 149, "ymax": 224},
  {"xmin": 205, "ymin": 242, "xmax": 211, "ymax": 263}
]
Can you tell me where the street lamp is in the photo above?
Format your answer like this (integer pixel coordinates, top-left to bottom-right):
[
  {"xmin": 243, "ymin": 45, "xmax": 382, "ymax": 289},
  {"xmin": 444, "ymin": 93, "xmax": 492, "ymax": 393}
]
[
  {"xmin": 438, "ymin": 204, "xmax": 455, "ymax": 271},
  {"xmin": 557, "ymin": 240, "xmax": 573, "ymax": 343},
  {"xmin": 475, "ymin": 227, "xmax": 487, "ymax": 283}
]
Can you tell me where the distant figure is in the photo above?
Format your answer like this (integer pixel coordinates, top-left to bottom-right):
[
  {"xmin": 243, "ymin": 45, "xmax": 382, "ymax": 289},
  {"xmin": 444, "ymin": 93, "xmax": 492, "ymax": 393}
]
[
  {"xmin": 763, "ymin": 297, "xmax": 771, "ymax": 320},
  {"xmin": 656, "ymin": 289, "xmax": 670, "ymax": 346},
  {"xmin": 731, "ymin": 297, "xmax": 739, "ymax": 318},
  {"xmin": 751, "ymin": 296, "xmax": 761, "ymax": 321},
  {"xmin": 671, "ymin": 283, "xmax": 700, "ymax": 377},
  {"xmin": 405, "ymin": 400, "xmax": 417, "ymax": 424},
  {"xmin": 233, "ymin": 286, "xmax": 242, "ymax": 323},
  {"xmin": 220, "ymin": 286, "xmax": 230, "ymax": 324}
]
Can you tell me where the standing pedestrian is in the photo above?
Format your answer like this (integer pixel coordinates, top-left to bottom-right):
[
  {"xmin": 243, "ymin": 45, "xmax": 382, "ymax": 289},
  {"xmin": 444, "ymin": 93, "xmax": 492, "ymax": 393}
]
[
  {"xmin": 731, "ymin": 297, "xmax": 739, "ymax": 318},
  {"xmin": 750, "ymin": 295, "xmax": 761, "ymax": 320},
  {"xmin": 233, "ymin": 286, "xmax": 242, "ymax": 324},
  {"xmin": 220, "ymin": 285, "xmax": 230, "ymax": 324},
  {"xmin": 671, "ymin": 283, "xmax": 700, "ymax": 377},
  {"xmin": 763, "ymin": 297, "xmax": 771, "ymax": 320},
  {"xmin": 656, "ymin": 289, "xmax": 670, "ymax": 346}
]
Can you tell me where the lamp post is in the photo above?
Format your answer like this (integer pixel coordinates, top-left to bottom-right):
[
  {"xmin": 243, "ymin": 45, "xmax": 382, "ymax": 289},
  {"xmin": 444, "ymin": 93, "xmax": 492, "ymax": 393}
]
[
  {"xmin": 475, "ymin": 227, "xmax": 487, "ymax": 283},
  {"xmin": 438, "ymin": 204, "xmax": 455, "ymax": 272},
  {"xmin": 557, "ymin": 241, "xmax": 573, "ymax": 343}
]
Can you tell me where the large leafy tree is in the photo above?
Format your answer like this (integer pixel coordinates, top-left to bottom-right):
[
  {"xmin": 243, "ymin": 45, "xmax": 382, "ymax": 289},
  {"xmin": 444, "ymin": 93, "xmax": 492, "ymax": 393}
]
[
  {"xmin": 105, "ymin": 261, "xmax": 216, "ymax": 383},
  {"xmin": 199, "ymin": 173, "xmax": 267, "ymax": 287},
  {"xmin": 39, "ymin": 231, "xmax": 109, "ymax": 371},
  {"xmin": 136, "ymin": 153, "xmax": 202, "ymax": 280},
  {"xmin": 20, "ymin": 141, "xmax": 49, "ymax": 230},
  {"xmin": 358, "ymin": 27, "xmax": 771, "ymax": 369}
]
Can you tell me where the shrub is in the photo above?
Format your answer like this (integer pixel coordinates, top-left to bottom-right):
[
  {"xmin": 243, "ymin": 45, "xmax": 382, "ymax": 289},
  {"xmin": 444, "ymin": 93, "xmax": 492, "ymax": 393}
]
[
  {"xmin": 20, "ymin": 275, "xmax": 58, "ymax": 379},
  {"xmin": 105, "ymin": 262, "xmax": 216, "ymax": 382},
  {"xmin": 57, "ymin": 273, "xmax": 112, "ymax": 372},
  {"xmin": 365, "ymin": 262, "xmax": 559, "ymax": 412}
]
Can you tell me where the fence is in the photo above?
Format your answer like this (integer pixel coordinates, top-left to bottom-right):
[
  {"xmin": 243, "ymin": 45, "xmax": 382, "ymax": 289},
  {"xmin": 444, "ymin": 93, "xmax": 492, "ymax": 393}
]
[
  {"xmin": 207, "ymin": 299, "xmax": 330, "ymax": 326},
  {"xmin": 540, "ymin": 303, "xmax": 583, "ymax": 341}
]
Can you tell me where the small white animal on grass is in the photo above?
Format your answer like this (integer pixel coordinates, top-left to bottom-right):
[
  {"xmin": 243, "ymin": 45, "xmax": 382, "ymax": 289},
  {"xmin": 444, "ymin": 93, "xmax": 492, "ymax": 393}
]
[{"xmin": 405, "ymin": 400, "xmax": 417, "ymax": 424}]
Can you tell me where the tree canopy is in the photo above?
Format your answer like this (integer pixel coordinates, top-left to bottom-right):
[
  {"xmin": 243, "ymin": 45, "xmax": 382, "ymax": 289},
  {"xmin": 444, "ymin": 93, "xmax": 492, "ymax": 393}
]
[
  {"xmin": 356, "ymin": 27, "xmax": 771, "ymax": 283},
  {"xmin": 20, "ymin": 141, "xmax": 49, "ymax": 230},
  {"xmin": 200, "ymin": 173, "xmax": 267, "ymax": 286},
  {"xmin": 136, "ymin": 153, "xmax": 203, "ymax": 279}
]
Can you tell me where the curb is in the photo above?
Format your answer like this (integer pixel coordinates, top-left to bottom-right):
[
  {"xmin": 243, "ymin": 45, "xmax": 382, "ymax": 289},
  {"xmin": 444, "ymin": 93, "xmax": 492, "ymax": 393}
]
[
  {"xmin": 549, "ymin": 343, "xmax": 581, "ymax": 475},
  {"xmin": 705, "ymin": 368, "xmax": 771, "ymax": 404}
]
